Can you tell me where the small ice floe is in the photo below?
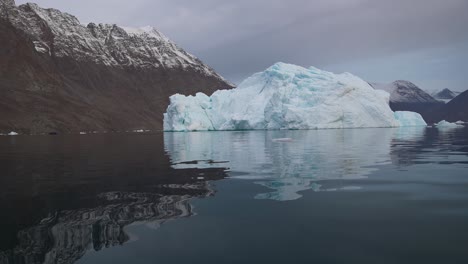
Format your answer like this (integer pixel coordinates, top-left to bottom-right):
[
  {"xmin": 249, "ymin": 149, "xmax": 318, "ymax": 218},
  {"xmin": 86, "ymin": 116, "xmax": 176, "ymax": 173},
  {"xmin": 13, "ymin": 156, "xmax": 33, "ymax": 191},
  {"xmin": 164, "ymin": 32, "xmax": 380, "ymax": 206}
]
[
  {"xmin": 455, "ymin": 120, "xmax": 465, "ymax": 125},
  {"xmin": 340, "ymin": 186, "xmax": 362, "ymax": 191},
  {"xmin": 134, "ymin": 129, "xmax": 144, "ymax": 133},
  {"xmin": 229, "ymin": 175, "xmax": 272, "ymax": 180},
  {"xmin": 8, "ymin": 131, "xmax": 18, "ymax": 136},
  {"xmin": 324, "ymin": 186, "xmax": 361, "ymax": 192},
  {"xmin": 436, "ymin": 120, "xmax": 463, "ymax": 128},
  {"xmin": 79, "ymin": 132, "xmax": 87, "ymax": 135},
  {"xmin": 272, "ymin": 137, "xmax": 293, "ymax": 142},
  {"xmin": 197, "ymin": 176, "xmax": 205, "ymax": 180}
]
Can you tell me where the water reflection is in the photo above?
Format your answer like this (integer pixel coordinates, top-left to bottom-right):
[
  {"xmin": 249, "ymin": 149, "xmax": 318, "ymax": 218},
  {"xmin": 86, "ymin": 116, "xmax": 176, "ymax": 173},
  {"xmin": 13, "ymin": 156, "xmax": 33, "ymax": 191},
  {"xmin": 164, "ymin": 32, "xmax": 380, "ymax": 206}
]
[
  {"xmin": 1, "ymin": 127, "xmax": 468, "ymax": 264},
  {"xmin": 164, "ymin": 128, "xmax": 435, "ymax": 201},
  {"xmin": 0, "ymin": 185, "xmax": 213, "ymax": 264},
  {"xmin": 0, "ymin": 134, "xmax": 228, "ymax": 264}
]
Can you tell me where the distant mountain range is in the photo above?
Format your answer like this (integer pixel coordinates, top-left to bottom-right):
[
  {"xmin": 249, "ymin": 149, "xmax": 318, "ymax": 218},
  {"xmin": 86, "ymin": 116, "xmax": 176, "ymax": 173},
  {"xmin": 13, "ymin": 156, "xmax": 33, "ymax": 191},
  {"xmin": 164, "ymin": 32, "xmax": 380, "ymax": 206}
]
[
  {"xmin": 370, "ymin": 81, "xmax": 467, "ymax": 123},
  {"xmin": 370, "ymin": 80, "xmax": 439, "ymax": 104},
  {"xmin": 434, "ymin": 90, "xmax": 468, "ymax": 123},
  {"xmin": 370, "ymin": 80, "xmax": 444, "ymax": 122},
  {"xmin": 0, "ymin": 0, "xmax": 233, "ymax": 134}
]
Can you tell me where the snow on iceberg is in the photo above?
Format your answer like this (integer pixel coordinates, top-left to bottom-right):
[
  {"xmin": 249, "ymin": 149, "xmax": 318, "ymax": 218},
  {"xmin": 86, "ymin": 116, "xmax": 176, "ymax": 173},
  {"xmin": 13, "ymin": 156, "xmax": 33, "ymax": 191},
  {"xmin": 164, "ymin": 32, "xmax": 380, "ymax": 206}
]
[
  {"xmin": 164, "ymin": 63, "xmax": 423, "ymax": 131},
  {"xmin": 394, "ymin": 111, "xmax": 427, "ymax": 127}
]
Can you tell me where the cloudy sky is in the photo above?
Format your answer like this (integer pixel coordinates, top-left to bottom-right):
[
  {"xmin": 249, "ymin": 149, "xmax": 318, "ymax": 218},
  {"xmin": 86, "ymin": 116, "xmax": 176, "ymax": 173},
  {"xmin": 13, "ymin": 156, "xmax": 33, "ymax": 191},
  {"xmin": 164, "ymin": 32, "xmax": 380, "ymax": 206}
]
[{"xmin": 17, "ymin": 0, "xmax": 468, "ymax": 91}]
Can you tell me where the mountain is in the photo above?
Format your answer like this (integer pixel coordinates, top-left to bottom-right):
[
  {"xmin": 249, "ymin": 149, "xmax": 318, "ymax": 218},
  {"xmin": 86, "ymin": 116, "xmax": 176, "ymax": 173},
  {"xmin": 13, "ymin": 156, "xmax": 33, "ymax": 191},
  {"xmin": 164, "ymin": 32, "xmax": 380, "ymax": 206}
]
[
  {"xmin": 370, "ymin": 80, "xmax": 443, "ymax": 122},
  {"xmin": 431, "ymin": 88, "xmax": 461, "ymax": 103},
  {"xmin": 434, "ymin": 90, "xmax": 468, "ymax": 122},
  {"xmin": 370, "ymin": 80, "xmax": 439, "ymax": 104},
  {"xmin": 164, "ymin": 63, "xmax": 426, "ymax": 131},
  {"xmin": 0, "ymin": 0, "xmax": 233, "ymax": 134}
]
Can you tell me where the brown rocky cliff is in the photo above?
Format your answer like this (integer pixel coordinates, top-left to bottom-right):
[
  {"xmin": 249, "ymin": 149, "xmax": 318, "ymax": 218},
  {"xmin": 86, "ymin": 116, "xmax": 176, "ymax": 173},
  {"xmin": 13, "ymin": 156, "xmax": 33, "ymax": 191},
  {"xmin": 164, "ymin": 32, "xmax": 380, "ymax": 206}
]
[{"xmin": 0, "ymin": 1, "xmax": 233, "ymax": 134}]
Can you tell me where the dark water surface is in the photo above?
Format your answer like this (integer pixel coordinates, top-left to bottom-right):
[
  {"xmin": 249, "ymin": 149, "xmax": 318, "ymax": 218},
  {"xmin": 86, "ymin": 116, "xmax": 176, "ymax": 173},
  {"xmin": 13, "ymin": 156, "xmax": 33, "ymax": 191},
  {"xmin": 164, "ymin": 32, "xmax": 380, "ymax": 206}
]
[{"xmin": 1, "ymin": 127, "xmax": 468, "ymax": 263}]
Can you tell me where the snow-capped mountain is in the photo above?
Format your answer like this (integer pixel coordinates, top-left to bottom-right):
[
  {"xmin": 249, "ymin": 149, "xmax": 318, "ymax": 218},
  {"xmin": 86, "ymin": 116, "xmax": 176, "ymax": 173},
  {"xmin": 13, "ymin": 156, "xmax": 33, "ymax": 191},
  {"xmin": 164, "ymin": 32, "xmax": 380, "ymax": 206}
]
[
  {"xmin": 0, "ymin": 0, "xmax": 233, "ymax": 133},
  {"xmin": 370, "ymin": 80, "xmax": 439, "ymax": 104},
  {"xmin": 370, "ymin": 80, "xmax": 443, "ymax": 122},
  {"xmin": 5, "ymin": 1, "xmax": 227, "ymax": 79},
  {"xmin": 431, "ymin": 88, "xmax": 461, "ymax": 103}
]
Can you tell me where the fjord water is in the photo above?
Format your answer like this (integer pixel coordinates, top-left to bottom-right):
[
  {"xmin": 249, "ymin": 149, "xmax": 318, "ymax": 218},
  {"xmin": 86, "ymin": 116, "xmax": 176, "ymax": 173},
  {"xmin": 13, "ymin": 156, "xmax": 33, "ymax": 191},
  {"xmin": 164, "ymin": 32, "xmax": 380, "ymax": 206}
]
[{"xmin": 1, "ymin": 127, "xmax": 468, "ymax": 263}]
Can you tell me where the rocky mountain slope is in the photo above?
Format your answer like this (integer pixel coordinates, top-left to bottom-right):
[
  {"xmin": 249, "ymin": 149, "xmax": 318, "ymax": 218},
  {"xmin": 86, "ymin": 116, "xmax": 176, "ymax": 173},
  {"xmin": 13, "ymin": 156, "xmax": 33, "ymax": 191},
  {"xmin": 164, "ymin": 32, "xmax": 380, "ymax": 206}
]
[
  {"xmin": 0, "ymin": 0, "xmax": 233, "ymax": 134},
  {"xmin": 370, "ymin": 80, "xmax": 444, "ymax": 122}
]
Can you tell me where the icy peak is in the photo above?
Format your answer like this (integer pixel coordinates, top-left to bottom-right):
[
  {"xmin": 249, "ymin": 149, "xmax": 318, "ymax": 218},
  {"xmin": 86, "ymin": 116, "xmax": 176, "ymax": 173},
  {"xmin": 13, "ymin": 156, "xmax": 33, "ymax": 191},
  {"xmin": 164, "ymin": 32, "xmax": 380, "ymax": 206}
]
[
  {"xmin": 261, "ymin": 62, "xmax": 310, "ymax": 81},
  {"xmin": 243, "ymin": 62, "xmax": 370, "ymax": 92}
]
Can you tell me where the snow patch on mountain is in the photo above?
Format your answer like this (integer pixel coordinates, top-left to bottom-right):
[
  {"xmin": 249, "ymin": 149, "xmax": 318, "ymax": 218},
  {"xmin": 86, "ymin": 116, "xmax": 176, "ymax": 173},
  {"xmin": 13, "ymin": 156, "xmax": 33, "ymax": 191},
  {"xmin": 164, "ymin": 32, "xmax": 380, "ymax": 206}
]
[
  {"xmin": 2, "ymin": 1, "xmax": 228, "ymax": 83},
  {"xmin": 164, "ymin": 63, "xmax": 426, "ymax": 131}
]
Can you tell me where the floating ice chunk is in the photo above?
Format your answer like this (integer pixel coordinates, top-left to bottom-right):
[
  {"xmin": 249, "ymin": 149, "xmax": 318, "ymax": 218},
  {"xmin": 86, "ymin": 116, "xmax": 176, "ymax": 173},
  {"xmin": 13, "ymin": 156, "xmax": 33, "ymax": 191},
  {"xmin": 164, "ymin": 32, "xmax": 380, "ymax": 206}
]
[
  {"xmin": 8, "ymin": 131, "xmax": 18, "ymax": 136},
  {"xmin": 340, "ymin": 186, "xmax": 362, "ymax": 191},
  {"xmin": 394, "ymin": 111, "xmax": 427, "ymax": 127},
  {"xmin": 79, "ymin": 132, "xmax": 87, "ymax": 135},
  {"xmin": 272, "ymin": 138, "xmax": 293, "ymax": 142},
  {"xmin": 164, "ymin": 63, "xmax": 414, "ymax": 131},
  {"xmin": 436, "ymin": 120, "xmax": 463, "ymax": 128},
  {"xmin": 455, "ymin": 121, "xmax": 465, "ymax": 125}
]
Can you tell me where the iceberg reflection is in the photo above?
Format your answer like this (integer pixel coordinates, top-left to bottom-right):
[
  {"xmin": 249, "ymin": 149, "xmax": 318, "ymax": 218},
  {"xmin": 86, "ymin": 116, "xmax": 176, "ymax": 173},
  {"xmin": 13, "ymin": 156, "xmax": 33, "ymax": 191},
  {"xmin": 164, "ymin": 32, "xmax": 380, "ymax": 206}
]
[{"xmin": 164, "ymin": 128, "xmax": 426, "ymax": 201}]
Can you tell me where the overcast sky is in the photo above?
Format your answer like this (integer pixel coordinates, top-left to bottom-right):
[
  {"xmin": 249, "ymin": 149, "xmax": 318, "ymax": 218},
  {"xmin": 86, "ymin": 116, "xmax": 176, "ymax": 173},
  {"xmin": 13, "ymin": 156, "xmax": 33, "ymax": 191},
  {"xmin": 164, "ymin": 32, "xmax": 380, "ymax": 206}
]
[{"xmin": 16, "ymin": 0, "xmax": 468, "ymax": 91}]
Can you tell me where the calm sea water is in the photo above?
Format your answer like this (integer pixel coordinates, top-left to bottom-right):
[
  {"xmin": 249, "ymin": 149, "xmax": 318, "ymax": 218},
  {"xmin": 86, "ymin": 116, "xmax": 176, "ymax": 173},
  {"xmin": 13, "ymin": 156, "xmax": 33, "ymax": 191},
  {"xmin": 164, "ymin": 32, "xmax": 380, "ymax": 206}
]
[{"xmin": 1, "ymin": 127, "xmax": 468, "ymax": 264}]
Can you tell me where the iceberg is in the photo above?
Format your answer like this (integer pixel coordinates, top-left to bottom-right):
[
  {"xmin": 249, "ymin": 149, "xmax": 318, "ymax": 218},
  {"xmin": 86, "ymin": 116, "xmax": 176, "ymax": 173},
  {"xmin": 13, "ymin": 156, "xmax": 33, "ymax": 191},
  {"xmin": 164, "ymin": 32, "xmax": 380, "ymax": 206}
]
[
  {"xmin": 164, "ymin": 63, "xmax": 425, "ymax": 131},
  {"xmin": 436, "ymin": 120, "xmax": 463, "ymax": 128},
  {"xmin": 394, "ymin": 111, "xmax": 427, "ymax": 127},
  {"xmin": 8, "ymin": 131, "xmax": 18, "ymax": 136}
]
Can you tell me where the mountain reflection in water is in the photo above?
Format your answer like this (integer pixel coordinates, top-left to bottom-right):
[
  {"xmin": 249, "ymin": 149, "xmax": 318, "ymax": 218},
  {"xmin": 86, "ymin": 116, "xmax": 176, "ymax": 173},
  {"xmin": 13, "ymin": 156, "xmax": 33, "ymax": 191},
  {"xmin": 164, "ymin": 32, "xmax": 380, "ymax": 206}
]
[{"xmin": 0, "ymin": 134, "xmax": 227, "ymax": 264}]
